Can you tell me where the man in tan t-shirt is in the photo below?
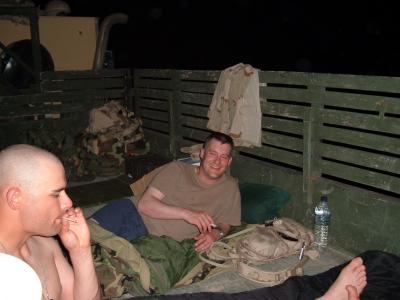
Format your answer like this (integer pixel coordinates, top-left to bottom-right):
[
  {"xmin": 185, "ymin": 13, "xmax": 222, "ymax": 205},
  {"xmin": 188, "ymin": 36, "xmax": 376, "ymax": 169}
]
[
  {"xmin": 138, "ymin": 132, "xmax": 241, "ymax": 252},
  {"xmin": 0, "ymin": 145, "xmax": 100, "ymax": 300}
]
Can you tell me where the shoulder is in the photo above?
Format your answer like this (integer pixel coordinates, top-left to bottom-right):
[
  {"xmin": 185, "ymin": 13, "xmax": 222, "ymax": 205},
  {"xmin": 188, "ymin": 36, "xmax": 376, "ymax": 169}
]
[
  {"xmin": 159, "ymin": 160, "xmax": 194, "ymax": 174},
  {"xmin": 150, "ymin": 161, "xmax": 193, "ymax": 188},
  {"xmin": 29, "ymin": 236, "xmax": 60, "ymax": 254},
  {"xmin": 224, "ymin": 175, "xmax": 239, "ymax": 189}
]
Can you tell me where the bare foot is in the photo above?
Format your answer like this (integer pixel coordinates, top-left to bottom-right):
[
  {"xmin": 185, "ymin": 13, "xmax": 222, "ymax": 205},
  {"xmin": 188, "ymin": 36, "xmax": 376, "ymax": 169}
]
[
  {"xmin": 346, "ymin": 285, "xmax": 360, "ymax": 300},
  {"xmin": 317, "ymin": 257, "xmax": 367, "ymax": 300}
]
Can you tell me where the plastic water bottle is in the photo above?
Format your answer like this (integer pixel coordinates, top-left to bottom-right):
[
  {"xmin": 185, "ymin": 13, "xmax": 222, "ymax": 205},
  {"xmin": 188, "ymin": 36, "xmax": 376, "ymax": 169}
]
[{"xmin": 314, "ymin": 195, "xmax": 331, "ymax": 247}]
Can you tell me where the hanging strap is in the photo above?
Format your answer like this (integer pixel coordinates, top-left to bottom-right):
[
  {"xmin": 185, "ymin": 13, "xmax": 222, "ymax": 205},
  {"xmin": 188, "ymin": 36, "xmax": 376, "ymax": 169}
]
[{"xmin": 237, "ymin": 255, "xmax": 309, "ymax": 284}]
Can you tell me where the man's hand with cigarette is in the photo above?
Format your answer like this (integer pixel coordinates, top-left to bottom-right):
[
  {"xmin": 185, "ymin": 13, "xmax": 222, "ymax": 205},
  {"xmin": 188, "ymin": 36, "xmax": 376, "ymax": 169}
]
[{"xmin": 59, "ymin": 207, "xmax": 91, "ymax": 253}]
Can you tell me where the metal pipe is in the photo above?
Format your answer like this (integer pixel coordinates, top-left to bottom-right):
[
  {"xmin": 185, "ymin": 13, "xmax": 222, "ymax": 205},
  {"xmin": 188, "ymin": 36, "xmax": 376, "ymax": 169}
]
[{"xmin": 93, "ymin": 13, "xmax": 128, "ymax": 70}]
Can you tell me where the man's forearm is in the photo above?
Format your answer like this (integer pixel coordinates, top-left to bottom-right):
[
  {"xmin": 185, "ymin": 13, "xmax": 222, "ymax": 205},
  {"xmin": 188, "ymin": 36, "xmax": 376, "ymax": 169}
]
[
  {"xmin": 70, "ymin": 248, "xmax": 101, "ymax": 300},
  {"xmin": 138, "ymin": 193, "xmax": 189, "ymax": 220}
]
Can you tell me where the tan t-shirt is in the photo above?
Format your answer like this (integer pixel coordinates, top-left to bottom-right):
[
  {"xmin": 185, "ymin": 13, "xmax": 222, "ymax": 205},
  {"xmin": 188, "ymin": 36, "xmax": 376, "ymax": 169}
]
[{"xmin": 139, "ymin": 161, "xmax": 241, "ymax": 241}]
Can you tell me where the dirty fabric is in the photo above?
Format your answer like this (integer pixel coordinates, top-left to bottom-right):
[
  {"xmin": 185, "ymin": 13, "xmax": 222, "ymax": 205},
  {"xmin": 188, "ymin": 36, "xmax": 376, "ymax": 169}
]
[{"xmin": 207, "ymin": 63, "xmax": 261, "ymax": 147}]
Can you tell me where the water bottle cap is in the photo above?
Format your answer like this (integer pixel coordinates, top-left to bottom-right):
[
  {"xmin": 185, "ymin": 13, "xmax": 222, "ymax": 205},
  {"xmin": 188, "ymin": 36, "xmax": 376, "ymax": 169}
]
[{"xmin": 320, "ymin": 195, "xmax": 328, "ymax": 202}]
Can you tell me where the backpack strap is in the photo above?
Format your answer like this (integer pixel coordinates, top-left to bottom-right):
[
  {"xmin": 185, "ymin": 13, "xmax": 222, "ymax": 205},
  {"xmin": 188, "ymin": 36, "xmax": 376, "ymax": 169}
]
[
  {"xmin": 198, "ymin": 226, "xmax": 258, "ymax": 267},
  {"xmin": 237, "ymin": 255, "xmax": 309, "ymax": 284},
  {"xmin": 198, "ymin": 221, "xmax": 320, "ymax": 284}
]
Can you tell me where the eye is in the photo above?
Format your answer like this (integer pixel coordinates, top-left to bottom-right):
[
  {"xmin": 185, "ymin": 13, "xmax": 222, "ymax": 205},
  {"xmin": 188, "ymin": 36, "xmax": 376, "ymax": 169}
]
[{"xmin": 207, "ymin": 151, "xmax": 217, "ymax": 157}]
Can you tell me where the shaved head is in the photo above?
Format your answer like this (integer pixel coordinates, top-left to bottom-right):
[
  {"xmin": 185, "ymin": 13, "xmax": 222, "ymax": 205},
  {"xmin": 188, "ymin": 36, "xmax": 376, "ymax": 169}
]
[{"xmin": 0, "ymin": 144, "xmax": 63, "ymax": 194}]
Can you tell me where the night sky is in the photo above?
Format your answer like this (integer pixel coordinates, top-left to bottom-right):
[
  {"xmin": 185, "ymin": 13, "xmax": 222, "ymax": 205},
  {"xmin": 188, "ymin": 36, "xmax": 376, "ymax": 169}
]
[{"xmin": 33, "ymin": 0, "xmax": 400, "ymax": 76}]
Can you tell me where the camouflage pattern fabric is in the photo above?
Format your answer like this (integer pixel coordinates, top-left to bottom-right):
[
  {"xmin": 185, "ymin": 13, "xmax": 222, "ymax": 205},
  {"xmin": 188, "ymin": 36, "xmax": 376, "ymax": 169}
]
[
  {"xmin": 22, "ymin": 101, "xmax": 148, "ymax": 181},
  {"xmin": 84, "ymin": 100, "xmax": 147, "ymax": 165},
  {"xmin": 23, "ymin": 128, "xmax": 101, "ymax": 181},
  {"xmin": 89, "ymin": 220, "xmax": 201, "ymax": 298}
]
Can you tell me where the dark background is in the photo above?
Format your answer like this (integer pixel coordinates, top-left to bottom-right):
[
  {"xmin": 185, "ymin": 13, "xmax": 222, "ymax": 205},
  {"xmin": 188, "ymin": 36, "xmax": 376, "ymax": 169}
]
[{"xmin": 33, "ymin": 0, "xmax": 400, "ymax": 76}]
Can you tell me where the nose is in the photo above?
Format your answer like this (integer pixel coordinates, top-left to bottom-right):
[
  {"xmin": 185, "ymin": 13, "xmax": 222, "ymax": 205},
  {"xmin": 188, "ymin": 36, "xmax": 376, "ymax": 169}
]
[{"xmin": 59, "ymin": 191, "xmax": 73, "ymax": 211}]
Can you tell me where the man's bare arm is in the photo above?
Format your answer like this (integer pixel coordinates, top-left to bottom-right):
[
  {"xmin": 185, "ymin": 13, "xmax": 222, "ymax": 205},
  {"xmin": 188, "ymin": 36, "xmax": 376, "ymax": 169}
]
[
  {"xmin": 69, "ymin": 247, "xmax": 100, "ymax": 300},
  {"xmin": 138, "ymin": 186, "xmax": 214, "ymax": 233},
  {"xmin": 58, "ymin": 208, "xmax": 100, "ymax": 300}
]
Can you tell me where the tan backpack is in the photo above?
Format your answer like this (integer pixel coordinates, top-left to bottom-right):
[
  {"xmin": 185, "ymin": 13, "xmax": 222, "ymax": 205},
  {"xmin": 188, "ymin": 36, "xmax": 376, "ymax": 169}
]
[{"xmin": 200, "ymin": 218, "xmax": 320, "ymax": 284}]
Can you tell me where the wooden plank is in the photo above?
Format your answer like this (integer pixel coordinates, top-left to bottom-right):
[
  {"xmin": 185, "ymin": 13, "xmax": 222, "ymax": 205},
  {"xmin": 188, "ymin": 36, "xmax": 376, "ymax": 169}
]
[
  {"xmin": 320, "ymin": 126, "xmax": 400, "ymax": 155},
  {"xmin": 141, "ymin": 118, "xmax": 169, "ymax": 133},
  {"xmin": 41, "ymin": 69, "xmax": 129, "ymax": 80},
  {"xmin": 0, "ymin": 114, "xmax": 87, "ymax": 133},
  {"xmin": 181, "ymin": 103, "xmax": 209, "ymax": 118},
  {"xmin": 136, "ymin": 98, "xmax": 168, "ymax": 111},
  {"xmin": 47, "ymin": 89, "xmax": 124, "ymax": 100},
  {"xmin": 180, "ymin": 81, "xmax": 217, "ymax": 94},
  {"xmin": 179, "ymin": 70, "xmax": 220, "ymax": 81},
  {"xmin": 260, "ymin": 70, "xmax": 400, "ymax": 94},
  {"xmin": 134, "ymin": 78, "xmax": 173, "ymax": 90},
  {"xmin": 134, "ymin": 88, "xmax": 171, "ymax": 100},
  {"xmin": 262, "ymin": 102, "xmax": 307, "ymax": 120},
  {"xmin": 0, "ymin": 89, "xmax": 124, "ymax": 105},
  {"xmin": 180, "ymin": 116, "xmax": 208, "ymax": 130},
  {"xmin": 320, "ymin": 144, "xmax": 400, "ymax": 175},
  {"xmin": 260, "ymin": 71, "xmax": 311, "ymax": 86},
  {"xmin": 320, "ymin": 109, "xmax": 400, "ymax": 135},
  {"xmin": 262, "ymin": 116, "xmax": 303, "ymax": 135},
  {"xmin": 262, "ymin": 131, "xmax": 303, "ymax": 152},
  {"xmin": 134, "ymin": 69, "xmax": 174, "ymax": 79},
  {"xmin": 181, "ymin": 127, "xmax": 211, "ymax": 142},
  {"xmin": 238, "ymin": 145, "xmax": 303, "ymax": 168},
  {"xmin": 67, "ymin": 177, "xmax": 133, "ymax": 208},
  {"xmin": 139, "ymin": 108, "xmax": 169, "ymax": 122},
  {"xmin": 181, "ymin": 92, "xmax": 213, "ymax": 106},
  {"xmin": 261, "ymin": 86, "xmax": 312, "ymax": 104},
  {"xmin": 321, "ymin": 160, "xmax": 400, "ymax": 194},
  {"xmin": 323, "ymin": 90, "xmax": 400, "ymax": 114},
  {"xmin": 315, "ymin": 73, "xmax": 400, "ymax": 93},
  {"xmin": 41, "ymin": 78, "xmax": 125, "ymax": 91},
  {"xmin": 0, "ymin": 117, "xmax": 84, "ymax": 130},
  {"xmin": 0, "ymin": 102, "xmax": 97, "ymax": 118}
]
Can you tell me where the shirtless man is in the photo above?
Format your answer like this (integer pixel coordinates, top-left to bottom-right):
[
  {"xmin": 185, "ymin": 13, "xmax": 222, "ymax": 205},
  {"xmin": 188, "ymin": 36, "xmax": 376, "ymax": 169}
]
[{"xmin": 0, "ymin": 144, "xmax": 100, "ymax": 300}]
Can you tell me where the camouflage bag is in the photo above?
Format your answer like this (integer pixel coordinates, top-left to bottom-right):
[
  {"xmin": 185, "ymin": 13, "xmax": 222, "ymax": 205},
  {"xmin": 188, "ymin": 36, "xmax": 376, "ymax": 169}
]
[
  {"xmin": 89, "ymin": 219, "xmax": 202, "ymax": 298},
  {"xmin": 84, "ymin": 100, "xmax": 147, "ymax": 166}
]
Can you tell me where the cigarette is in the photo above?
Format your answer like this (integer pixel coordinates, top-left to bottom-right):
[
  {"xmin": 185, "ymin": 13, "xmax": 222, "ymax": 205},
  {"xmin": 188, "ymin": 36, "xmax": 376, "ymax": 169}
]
[
  {"xmin": 211, "ymin": 223, "xmax": 218, "ymax": 228},
  {"xmin": 63, "ymin": 217, "xmax": 78, "ymax": 223}
]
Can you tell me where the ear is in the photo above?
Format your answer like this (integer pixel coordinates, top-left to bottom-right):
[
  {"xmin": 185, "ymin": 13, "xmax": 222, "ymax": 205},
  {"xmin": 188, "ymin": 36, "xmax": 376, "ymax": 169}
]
[
  {"xmin": 199, "ymin": 147, "xmax": 205, "ymax": 160},
  {"xmin": 5, "ymin": 187, "xmax": 22, "ymax": 210},
  {"xmin": 227, "ymin": 156, "xmax": 233, "ymax": 167}
]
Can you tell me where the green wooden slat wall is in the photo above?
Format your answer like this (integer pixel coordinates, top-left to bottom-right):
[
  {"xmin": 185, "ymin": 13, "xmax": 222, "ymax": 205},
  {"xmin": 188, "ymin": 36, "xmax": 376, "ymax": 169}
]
[
  {"xmin": 0, "ymin": 69, "xmax": 132, "ymax": 149},
  {"xmin": 134, "ymin": 68, "xmax": 400, "ymax": 255},
  {"xmin": 134, "ymin": 68, "xmax": 400, "ymax": 193}
]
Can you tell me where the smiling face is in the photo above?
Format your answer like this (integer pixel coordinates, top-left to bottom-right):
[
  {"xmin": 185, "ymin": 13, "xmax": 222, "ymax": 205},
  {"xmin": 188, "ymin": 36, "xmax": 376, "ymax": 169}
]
[
  {"xmin": 20, "ymin": 158, "xmax": 72, "ymax": 236},
  {"xmin": 198, "ymin": 138, "xmax": 232, "ymax": 185}
]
